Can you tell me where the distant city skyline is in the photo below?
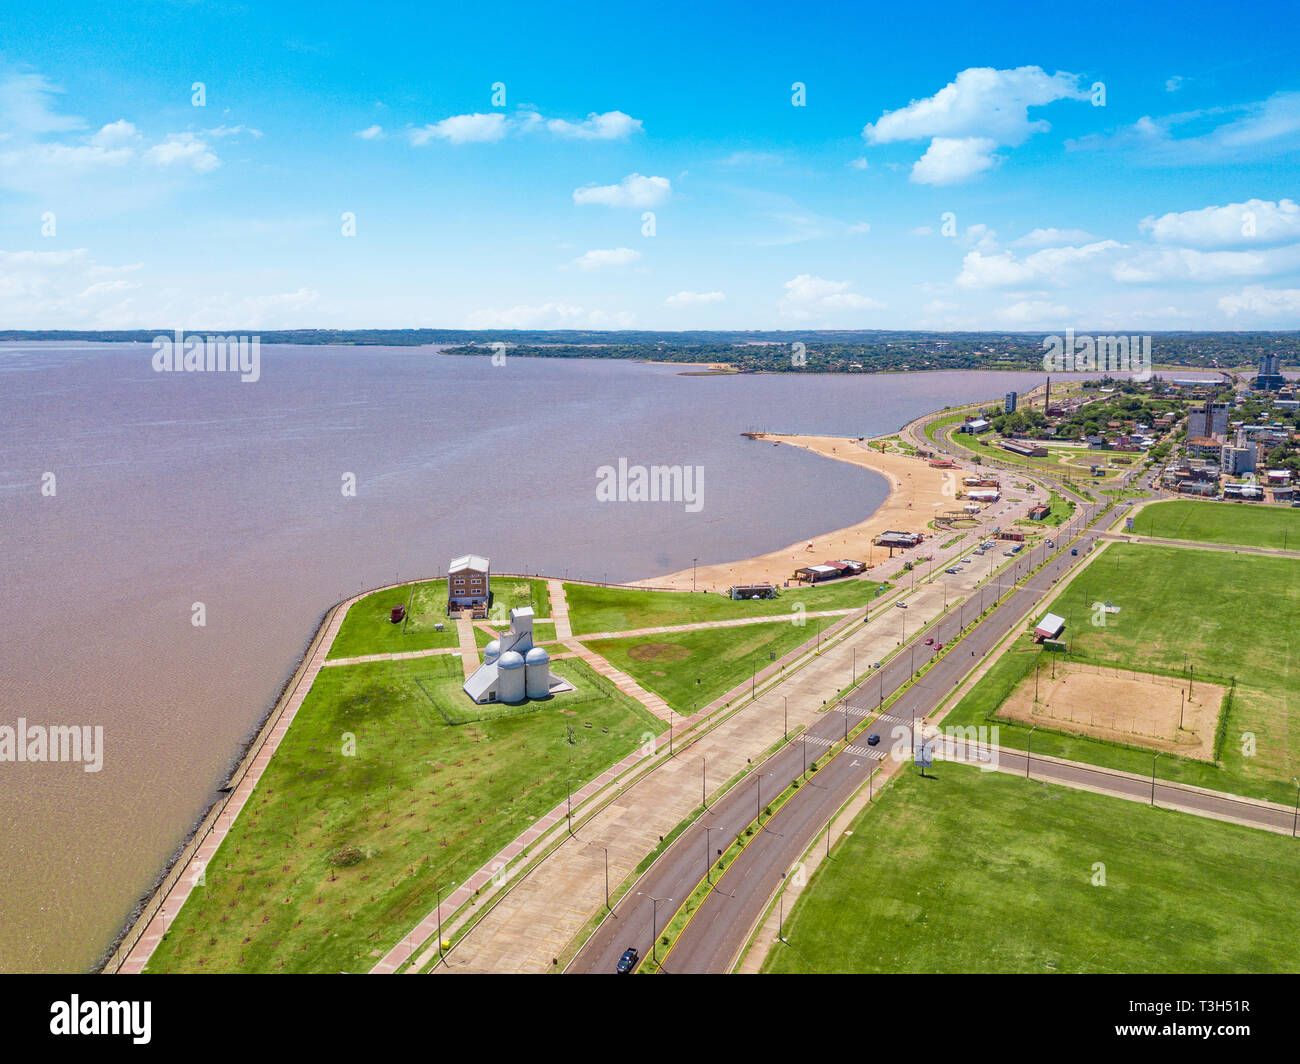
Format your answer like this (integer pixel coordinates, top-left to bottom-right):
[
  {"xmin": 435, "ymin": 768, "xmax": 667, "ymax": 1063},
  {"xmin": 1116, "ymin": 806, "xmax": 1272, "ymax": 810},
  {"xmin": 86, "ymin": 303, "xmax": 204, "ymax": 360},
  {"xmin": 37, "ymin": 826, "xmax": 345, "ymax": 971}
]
[{"xmin": 3, "ymin": 0, "xmax": 1300, "ymax": 331}]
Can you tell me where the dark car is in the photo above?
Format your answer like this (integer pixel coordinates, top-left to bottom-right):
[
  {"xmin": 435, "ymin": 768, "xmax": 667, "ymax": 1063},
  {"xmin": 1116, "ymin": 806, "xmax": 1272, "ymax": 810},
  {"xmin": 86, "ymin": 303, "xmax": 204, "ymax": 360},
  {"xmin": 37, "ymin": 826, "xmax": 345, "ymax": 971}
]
[
  {"xmin": 1071, "ymin": 548, "xmax": 1079, "ymax": 556},
  {"xmin": 866, "ymin": 734, "xmax": 881, "ymax": 746},
  {"xmin": 616, "ymin": 947, "xmax": 639, "ymax": 974}
]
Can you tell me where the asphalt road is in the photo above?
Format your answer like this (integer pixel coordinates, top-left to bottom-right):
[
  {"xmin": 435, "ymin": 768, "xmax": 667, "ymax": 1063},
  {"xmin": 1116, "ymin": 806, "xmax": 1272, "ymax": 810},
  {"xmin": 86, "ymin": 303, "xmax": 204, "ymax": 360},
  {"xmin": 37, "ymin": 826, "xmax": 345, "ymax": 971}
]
[{"xmin": 570, "ymin": 494, "xmax": 1115, "ymax": 974}]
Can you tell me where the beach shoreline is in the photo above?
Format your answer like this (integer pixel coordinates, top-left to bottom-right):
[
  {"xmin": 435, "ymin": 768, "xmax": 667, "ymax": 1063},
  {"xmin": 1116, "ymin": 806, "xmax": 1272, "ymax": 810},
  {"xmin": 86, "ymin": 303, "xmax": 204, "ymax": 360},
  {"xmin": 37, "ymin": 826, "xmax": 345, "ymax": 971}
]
[{"xmin": 636, "ymin": 431, "xmax": 961, "ymax": 592}]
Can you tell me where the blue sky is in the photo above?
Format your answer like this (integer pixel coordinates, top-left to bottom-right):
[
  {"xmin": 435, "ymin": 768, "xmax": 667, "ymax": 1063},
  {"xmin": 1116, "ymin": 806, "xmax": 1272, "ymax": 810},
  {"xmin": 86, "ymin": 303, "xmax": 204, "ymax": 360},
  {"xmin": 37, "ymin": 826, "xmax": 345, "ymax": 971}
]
[{"xmin": 3, "ymin": 0, "xmax": 1300, "ymax": 330}]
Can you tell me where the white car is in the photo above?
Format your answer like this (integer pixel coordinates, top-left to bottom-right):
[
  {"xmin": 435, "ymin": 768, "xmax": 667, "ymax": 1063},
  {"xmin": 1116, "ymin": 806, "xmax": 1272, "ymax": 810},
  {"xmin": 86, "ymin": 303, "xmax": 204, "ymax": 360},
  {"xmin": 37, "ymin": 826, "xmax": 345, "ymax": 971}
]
[{"xmin": 895, "ymin": 601, "xmax": 908, "ymax": 608}]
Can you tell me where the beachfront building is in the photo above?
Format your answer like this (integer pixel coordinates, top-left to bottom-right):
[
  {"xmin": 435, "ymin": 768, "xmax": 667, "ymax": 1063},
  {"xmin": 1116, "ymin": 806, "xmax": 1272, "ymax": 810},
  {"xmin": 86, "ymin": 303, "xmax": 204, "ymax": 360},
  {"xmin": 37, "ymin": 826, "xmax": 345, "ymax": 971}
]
[
  {"xmin": 730, "ymin": 583, "xmax": 777, "ymax": 600},
  {"xmin": 1000, "ymin": 439, "xmax": 1048, "ymax": 458},
  {"xmin": 793, "ymin": 562, "xmax": 847, "ymax": 584},
  {"xmin": 463, "ymin": 607, "xmax": 572, "ymax": 704},
  {"xmin": 964, "ymin": 488, "xmax": 1001, "ymax": 504},
  {"xmin": 874, "ymin": 530, "xmax": 924, "ymax": 549},
  {"xmin": 447, "ymin": 554, "xmax": 491, "ymax": 616}
]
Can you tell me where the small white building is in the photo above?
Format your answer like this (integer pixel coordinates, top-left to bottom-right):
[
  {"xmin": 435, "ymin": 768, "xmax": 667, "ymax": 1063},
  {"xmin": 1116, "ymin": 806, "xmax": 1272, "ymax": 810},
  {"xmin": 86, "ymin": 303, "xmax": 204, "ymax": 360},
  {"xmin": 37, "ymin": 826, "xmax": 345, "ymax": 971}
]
[{"xmin": 463, "ymin": 607, "xmax": 573, "ymax": 705}]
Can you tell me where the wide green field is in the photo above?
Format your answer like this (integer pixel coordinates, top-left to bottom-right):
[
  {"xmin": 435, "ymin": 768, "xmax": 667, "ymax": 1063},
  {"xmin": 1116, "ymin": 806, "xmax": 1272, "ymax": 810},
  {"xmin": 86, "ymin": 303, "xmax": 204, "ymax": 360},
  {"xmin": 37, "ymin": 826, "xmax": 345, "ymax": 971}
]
[
  {"xmin": 584, "ymin": 619, "xmax": 826, "ymax": 713},
  {"xmin": 764, "ymin": 764, "xmax": 1300, "ymax": 973},
  {"xmin": 564, "ymin": 579, "xmax": 887, "ymax": 635},
  {"xmin": 327, "ymin": 581, "xmax": 457, "ymax": 659},
  {"xmin": 946, "ymin": 542, "xmax": 1298, "ymax": 803},
  {"xmin": 145, "ymin": 654, "xmax": 661, "ymax": 973},
  {"xmin": 1134, "ymin": 499, "xmax": 1300, "ymax": 550}
]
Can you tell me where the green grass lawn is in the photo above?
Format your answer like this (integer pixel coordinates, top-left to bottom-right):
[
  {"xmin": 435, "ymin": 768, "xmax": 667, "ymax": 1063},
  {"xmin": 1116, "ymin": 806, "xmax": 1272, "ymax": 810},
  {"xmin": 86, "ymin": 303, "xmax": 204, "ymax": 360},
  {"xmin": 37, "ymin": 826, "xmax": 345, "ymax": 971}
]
[
  {"xmin": 584, "ymin": 619, "xmax": 827, "ymax": 713},
  {"xmin": 145, "ymin": 654, "xmax": 662, "ymax": 973},
  {"xmin": 326, "ymin": 581, "xmax": 458, "ymax": 659},
  {"xmin": 1134, "ymin": 499, "xmax": 1300, "ymax": 550},
  {"xmin": 487, "ymin": 577, "xmax": 551, "ymax": 620},
  {"xmin": 564, "ymin": 579, "xmax": 887, "ymax": 635},
  {"xmin": 946, "ymin": 542, "xmax": 1298, "ymax": 803},
  {"xmin": 764, "ymin": 764, "xmax": 1300, "ymax": 973}
]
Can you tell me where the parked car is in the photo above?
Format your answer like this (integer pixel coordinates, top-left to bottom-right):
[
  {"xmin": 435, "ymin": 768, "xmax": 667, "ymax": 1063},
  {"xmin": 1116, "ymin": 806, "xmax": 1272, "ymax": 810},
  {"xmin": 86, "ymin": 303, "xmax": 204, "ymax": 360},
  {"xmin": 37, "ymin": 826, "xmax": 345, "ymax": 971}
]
[
  {"xmin": 872, "ymin": 661, "xmax": 882, "ymax": 669},
  {"xmin": 616, "ymin": 947, "xmax": 640, "ymax": 974},
  {"xmin": 867, "ymin": 734, "xmax": 881, "ymax": 746},
  {"xmin": 924, "ymin": 637, "xmax": 934, "ymax": 645},
  {"xmin": 944, "ymin": 567, "xmax": 960, "ymax": 574},
  {"xmin": 935, "ymin": 642, "xmax": 944, "ymax": 650},
  {"xmin": 896, "ymin": 601, "xmax": 908, "ymax": 608}
]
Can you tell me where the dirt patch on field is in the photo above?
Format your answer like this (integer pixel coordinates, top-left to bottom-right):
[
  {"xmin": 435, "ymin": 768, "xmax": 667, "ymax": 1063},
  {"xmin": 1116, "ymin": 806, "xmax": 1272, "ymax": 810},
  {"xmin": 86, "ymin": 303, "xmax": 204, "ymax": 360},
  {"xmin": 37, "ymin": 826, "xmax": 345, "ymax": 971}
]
[
  {"xmin": 997, "ymin": 660, "xmax": 1224, "ymax": 760},
  {"xmin": 627, "ymin": 643, "xmax": 691, "ymax": 663}
]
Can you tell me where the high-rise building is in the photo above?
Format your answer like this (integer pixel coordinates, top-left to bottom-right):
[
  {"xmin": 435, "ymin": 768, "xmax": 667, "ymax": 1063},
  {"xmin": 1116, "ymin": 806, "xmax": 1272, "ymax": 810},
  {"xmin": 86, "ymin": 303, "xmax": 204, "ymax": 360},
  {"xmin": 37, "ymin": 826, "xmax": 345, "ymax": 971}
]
[
  {"xmin": 1256, "ymin": 354, "xmax": 1285, "ymax": 391},
  {"xmin": 1005, "ymin": 391, "xmax": 1018, "ymax": 412},
  {"xmin": 1187, "ymin": 401, "xmax": 1230, "ymax": 439}
]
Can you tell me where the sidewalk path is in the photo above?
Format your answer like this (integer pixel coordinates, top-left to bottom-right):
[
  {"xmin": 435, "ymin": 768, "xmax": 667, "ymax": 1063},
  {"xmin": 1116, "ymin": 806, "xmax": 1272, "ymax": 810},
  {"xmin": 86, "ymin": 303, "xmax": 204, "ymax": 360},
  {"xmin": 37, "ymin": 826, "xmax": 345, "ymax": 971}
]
[
  {"xmin": 456, "ymin": 616, "xmax": 479, "ymax": 679},
  {"xmin": 549, "ymin": 579, "xmax": 573, "ymax": 640}
]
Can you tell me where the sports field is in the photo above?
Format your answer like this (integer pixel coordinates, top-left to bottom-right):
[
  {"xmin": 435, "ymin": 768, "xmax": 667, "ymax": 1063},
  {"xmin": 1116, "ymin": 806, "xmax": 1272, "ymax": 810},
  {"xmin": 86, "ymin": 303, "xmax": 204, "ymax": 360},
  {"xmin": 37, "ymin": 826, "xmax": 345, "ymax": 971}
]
[
  {"xmin": 564, "ymin": 579, "xmax": 886, "ymax": 635},
  {"xmin": 763, "ymin": 764, "xmax": 1300, "ymax": 973},
  {"xmin": 145, "ymin": 654, "xmax": 661, "ymax": 973},
  {"xmin": 1133, "ymin": 499, "xmax": 1300, "ymax": 550},
  {"xmin": 945, "ymin": 542, "xmax": 1298, "ymax": 803},
  {"xmin": 584, "ymin": 619, "xmax": 825, "ymax": 713}
]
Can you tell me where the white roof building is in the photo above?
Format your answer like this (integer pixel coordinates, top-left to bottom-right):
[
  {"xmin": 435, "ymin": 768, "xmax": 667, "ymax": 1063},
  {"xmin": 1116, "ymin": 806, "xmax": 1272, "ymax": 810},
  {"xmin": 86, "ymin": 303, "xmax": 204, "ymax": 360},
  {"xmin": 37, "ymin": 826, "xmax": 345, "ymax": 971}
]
[
  {"xmin": 449, "ymin": 554, "xmax": 490, "ymax": 573},
  {"xmin": 1034, "ymin": 613, "xmax": 1066, "ymax": 640}
]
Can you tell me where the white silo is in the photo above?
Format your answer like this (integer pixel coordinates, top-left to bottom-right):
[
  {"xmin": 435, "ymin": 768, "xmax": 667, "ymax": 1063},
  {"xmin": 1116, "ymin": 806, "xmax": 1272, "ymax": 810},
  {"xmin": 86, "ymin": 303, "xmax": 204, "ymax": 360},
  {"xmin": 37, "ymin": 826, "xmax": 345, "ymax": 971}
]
[
  {"xmin": 524, "ymin": 646, "xmax": 551, "ymax": 699},
  {"xmin": 484, "ymin": 638, "xmax": 501, "ymax": 665},
  {"xmin": 497, "ymin": 650, "xmax": 526, "ymax": 703}
]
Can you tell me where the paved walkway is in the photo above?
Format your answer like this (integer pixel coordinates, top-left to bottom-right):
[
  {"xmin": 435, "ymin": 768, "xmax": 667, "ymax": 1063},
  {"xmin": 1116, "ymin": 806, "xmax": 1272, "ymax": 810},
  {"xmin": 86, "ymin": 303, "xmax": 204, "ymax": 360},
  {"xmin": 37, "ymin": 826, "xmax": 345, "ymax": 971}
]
[
  {"xmin": 561, "ymin": 639, "xmax": 675, "ymax": 721},
  {"xmin": 549, "ymin": 579, "xmax": 573, "ymax": 639},
  {"xmin": 577, "ymin": 608, "xmax": 857, "ymax": 642},
  {"xmin": 324, "ymin": 646, "xmax": 460, "ymax": 667},
  {"xmin": 455, "ymin": 616, "xmax": 479, "ymax": 679}
]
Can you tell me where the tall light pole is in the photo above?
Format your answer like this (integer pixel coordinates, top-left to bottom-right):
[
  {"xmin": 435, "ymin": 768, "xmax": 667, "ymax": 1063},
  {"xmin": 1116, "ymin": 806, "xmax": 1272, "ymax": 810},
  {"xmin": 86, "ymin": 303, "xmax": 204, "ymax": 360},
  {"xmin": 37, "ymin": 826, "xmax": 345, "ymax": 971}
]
[
  {"xmin": 1292, "ymin": 778, "xmax": 1298, "ymax": 839},
  {"xmin": 1150, "ymin": 753, "xmax": 1161, "ymax": 806},
  {"xmin": 692, "ymin": 557, "xmax": 698, "ymax": 592},
  {"xmin": 705, "ymin": 825, "xmax": 718, "ymax": 884},
  {"xmin": 783, "ymin": 696, "xmax": 788, "ymax": 740},
  {"xmin": 1026, "ymin": 725, "xmax": 1036, "ymax": 778},
  {"xmin": 637, "ymin": 892, "xmax": 673, "ymax": 964},
  {"xmin": 436, "ymin": 879, "xmax": 456, "ymax": 967},
  {"xmin": 603, "ymin": 847, "xmax": 609, "ymax": 910},
  {"xmin": 567, "ymin": 777, "xmax": 581, "ymax": 836}
]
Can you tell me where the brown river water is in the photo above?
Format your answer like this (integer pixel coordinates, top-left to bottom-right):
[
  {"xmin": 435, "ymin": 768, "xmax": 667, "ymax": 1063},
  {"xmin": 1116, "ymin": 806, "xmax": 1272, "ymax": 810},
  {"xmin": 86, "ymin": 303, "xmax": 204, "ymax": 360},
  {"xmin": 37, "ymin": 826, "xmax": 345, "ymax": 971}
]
[{"xmin": 0, "ymin": 341, "xmax": 1057, "ymax": 971}]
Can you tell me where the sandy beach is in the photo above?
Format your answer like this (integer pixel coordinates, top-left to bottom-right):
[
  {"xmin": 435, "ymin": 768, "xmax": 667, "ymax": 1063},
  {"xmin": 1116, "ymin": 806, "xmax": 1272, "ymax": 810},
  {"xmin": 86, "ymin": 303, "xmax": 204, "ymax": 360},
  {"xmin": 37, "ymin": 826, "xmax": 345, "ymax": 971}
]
[{"xmin": 641, "ymin": 433, "xmax": 961, "ymax": 591}]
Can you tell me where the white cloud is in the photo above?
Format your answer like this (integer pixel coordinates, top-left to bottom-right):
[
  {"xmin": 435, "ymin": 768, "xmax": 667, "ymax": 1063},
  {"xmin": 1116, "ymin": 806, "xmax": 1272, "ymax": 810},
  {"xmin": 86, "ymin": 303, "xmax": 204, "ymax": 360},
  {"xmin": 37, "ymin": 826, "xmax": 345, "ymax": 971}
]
[
  {"xmin": 1012, "ymin": 227, "xmax": 1097, "ymax": 248},
  {"xmin": 409, "ymin": 113, "xmax": 508, "ymax": 145},
  {"xmin": 406, "ymin": 108, "xmax": 642, "ymax": 146},
  {"xmin": 1139, "ymin": 198, "xmax": 1300, "ymax": 248},
  {"xmin": 1069, "ymin": 91, "xmax": 1300, "ymax": 164},
  {"xmin": 957, "ymin": 240, "xmax": 1123, "ymax": 288},
  {"xmin": 665, "ymin": 290, "xmax": 725, "ymax": 306},
  {"xmin": 464, "ymin": 301, "xmax": 634, "ymax": 328},
  {"xmin": 546, "ymin": 110, "xmax": 642, "ymax": 140},
  {"xmin": 355, "ymin": 125, "xmax": 384, "ymax": 140},
  {"xmin": 864, "ymin": 66, "xmax": 1088, "ymax": 184},
  {"xmin": 1165, "ymin": 76, "xmax": 1185, "ymax": 93},
  {"xmin": 911, "ymin": 225, "xmax": 934, "ymax": 236},
  {"xmin": 572, "ymin": 173, "xmax": 671, "ymax": 207},
  {"xmin": 1218, "ymin": 285, "xmax": 1300, "ymax": 319},
  {"xmin": 572, "ymin": 247, "xmax": 641, "ymax": 270},
  {"xmin": 847, "ymin": 156, "xmax": 869, "ymax": 170},
  {"xmin": 144, "ymin": 133, "xmax": 219, "ymax": 172},
  {"xmin": 0, "ymin": 73, "xmax": 85, "ymax": 134},
  {"xmin": 203, "ymin": 124, "xmax": 262, "ymax": 139},
  {"xmin": 996, "ymin": 299, "xmax": 1071, "ymax": 325},
  {"xmin": 90, "ymin": 119, "xmax": 141, "ymax": 150},
  {"xmin": 910, "ymin": 136, "xmax": 999, "ymax": 184},
  {"xmin": 846, "ymin": 221, "xmax": 872, "ymax": 235},
  {"xmin": 778, "ymin": 274, "xmax": 884, "ymax": 320}
]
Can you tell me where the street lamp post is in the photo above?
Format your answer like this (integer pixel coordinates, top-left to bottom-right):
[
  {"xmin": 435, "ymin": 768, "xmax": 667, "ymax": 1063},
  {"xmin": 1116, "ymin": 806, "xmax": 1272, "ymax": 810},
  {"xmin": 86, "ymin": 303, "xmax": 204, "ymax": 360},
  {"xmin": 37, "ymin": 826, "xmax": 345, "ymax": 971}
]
[
  {"xmin": 1150, "ymin": 753, "xmax": 1161, "ymax": 806},
  {"xmin": 783, "ymin": 696, "xmax": 788, "ymax": 740},
  {"xmin": 436, "ymin": 879, "xmax": 456, "ymax": 967},
  {"xmin": 1026, "ymin": 725, "xmax": 1036, "ymax": 779},
  {"xmin": 637, "ymin": 892, "xmax": 673, "ymax": 964}
]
